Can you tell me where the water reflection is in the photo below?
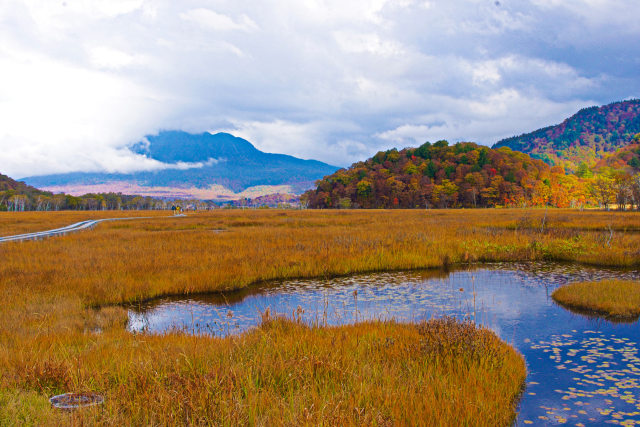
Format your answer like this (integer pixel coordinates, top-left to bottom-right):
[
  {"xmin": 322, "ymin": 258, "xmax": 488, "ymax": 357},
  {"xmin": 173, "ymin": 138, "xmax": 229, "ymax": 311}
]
[{"xmin": 127, "ymin": 262, "xmax": 640, "ymax": 425}]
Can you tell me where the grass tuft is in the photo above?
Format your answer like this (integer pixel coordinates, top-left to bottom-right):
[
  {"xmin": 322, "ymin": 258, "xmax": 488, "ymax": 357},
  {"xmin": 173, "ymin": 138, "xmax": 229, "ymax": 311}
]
[{"xmin": 552, "ymin": 280, "xmax": 640, "ymax": 320}]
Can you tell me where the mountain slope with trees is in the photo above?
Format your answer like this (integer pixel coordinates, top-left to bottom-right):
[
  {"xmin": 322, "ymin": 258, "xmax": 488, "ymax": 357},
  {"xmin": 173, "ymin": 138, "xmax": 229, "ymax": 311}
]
[
  {"xmin": 303, "ymin": 141, "xmax": 586, "ymax": 209},
  {"xmin": 493, "ymin": 100, "xmax": 640, "ymax": 172},
  {"xmin": 593, "ymin": 137, "xmax": 640, "ymax": 175},
  {"xmin": 0, "ymin": 173, "xmax": 52, "ymax": 211},
  {"xmin": 1, "ymin": 172, "xmax": 41, "ymax": 193}
]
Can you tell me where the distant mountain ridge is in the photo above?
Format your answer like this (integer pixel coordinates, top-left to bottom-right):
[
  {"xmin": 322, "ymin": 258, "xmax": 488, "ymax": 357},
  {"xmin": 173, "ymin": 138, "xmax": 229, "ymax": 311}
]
[
  {"xmin": 23, "ymin": 131, "xmax": 339, "ymax": 199},
  {"xmin": 493, "ymin": 99, "xmax": 640, "ymax": 171},
  {"xmin": 131, "ymin": 131, "xmax": 264, "ymax": 163}
]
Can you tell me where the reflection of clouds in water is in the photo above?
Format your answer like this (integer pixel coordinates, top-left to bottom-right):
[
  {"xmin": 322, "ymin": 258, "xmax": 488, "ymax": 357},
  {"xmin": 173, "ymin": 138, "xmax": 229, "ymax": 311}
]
[
  {"xmin": 128, "ymin": 263, "xmax": 640, "ymax": 336},
  {"xmin": 456, "ymin": 270, "xmax": 545, "ymax": 322},
  {"xmin": 127, "ymin": 262, "xmax": 640, "ymax": 426},
  {"xmin": 130, "ymin": 271, "xmax": 469, "ymax": 335}
]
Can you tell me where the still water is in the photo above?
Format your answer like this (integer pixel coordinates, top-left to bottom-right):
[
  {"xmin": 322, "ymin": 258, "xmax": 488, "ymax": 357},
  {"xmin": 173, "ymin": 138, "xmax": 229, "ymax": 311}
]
[{"xmin": 128, "ymin": 262, "xmax": 640, "ymax": 425}]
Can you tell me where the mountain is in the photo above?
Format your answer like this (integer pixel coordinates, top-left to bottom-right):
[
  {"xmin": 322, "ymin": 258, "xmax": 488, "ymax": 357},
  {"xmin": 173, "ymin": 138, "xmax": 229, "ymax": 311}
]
[
  {"xmin": 303, "ymin": 140, "xmax": 565, "ymax": 209},
  {"xmin": 0, "ymin": 172, "xmax": 43, "ymax": 193},
  {"xmin": 22, "ymin": 131, "xmax": 339, "ymax": 200},
  {"xmin": 0, "ymin": 172, "xmax": 53, "ymax": 211},
  {"xmin": 493, "ymin": 100, "xmax": 640, "ymax": 172}
]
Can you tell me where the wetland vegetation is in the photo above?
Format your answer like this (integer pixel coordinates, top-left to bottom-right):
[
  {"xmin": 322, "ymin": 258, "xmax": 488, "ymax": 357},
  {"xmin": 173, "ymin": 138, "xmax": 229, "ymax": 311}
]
[
  {"xmin": 129, "ymin": 263, "xmax": 640, "ymax": 425},
  {"xmin": 552, "ymin": 280, "xmax": 640, "ymax": 320},
  {"xmin": 1, "ymin": 209, "xmax": 639, "ymax": 424}
]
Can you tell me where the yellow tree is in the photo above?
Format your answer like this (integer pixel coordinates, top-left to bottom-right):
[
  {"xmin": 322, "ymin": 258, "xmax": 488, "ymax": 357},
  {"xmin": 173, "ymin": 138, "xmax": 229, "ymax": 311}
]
[
  {"xmin": 589, "ymin": 171, "xmax": 616, "ymax": 210},
  {"xmin": 432, "ymin": 179, "xmax": 459, "ymax": 208}
]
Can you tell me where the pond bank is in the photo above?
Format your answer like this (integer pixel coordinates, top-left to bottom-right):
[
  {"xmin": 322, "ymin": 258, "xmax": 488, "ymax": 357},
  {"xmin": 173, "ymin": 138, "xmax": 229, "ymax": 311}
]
[{"xmin": 128, "ymin": 262, "xmax": 640, "ymax": 425}]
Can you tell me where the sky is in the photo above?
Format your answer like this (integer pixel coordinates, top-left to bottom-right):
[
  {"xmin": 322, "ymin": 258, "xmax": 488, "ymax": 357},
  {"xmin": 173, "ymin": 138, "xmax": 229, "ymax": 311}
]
[{"xmin": 1, "ymin": 0, "xmax": 639, "ymax": 177}]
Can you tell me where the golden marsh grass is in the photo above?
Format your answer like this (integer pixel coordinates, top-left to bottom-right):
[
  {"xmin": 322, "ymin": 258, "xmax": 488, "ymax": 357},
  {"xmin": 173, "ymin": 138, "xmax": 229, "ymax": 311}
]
[
  {"xmin": 1, "ymin": 317, "xmax": 526, "ymax": 425},
  {"xmin": 1, "ymin": 208, "xmax": 639, "ymax": 424},
  {"xmin": 552, "ymin": 280, "xmax": 640, "ymax": 320}
]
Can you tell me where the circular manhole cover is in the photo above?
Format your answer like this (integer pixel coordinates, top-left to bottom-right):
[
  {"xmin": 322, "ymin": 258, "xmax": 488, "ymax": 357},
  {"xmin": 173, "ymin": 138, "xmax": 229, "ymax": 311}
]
[{"xmin": 50, "ymin": 392, "xmax": 104, "ymax": 410}]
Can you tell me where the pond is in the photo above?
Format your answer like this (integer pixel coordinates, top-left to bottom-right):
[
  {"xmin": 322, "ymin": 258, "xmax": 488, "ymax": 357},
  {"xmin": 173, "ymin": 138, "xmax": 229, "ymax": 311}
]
[{"xmin": 128, "ymin": 262, "xmax": 640, "ymax": 425}]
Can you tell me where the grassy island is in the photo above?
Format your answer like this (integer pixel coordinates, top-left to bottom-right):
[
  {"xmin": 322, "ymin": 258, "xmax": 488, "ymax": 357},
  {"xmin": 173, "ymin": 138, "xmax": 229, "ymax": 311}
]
[{"xmin": 552, "ymin": 280, "xmax": 640, "ymax": 320}]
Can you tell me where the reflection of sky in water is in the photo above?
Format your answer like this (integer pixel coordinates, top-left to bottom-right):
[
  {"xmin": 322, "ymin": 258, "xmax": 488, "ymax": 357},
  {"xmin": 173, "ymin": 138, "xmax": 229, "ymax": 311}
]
[{"xmin": 128, "ymin": 262, "xmax": 640, "ymax": 426}]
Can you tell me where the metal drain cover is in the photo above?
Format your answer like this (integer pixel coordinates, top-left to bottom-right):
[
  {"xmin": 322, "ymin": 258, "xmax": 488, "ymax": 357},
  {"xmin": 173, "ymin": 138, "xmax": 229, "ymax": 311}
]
[{"xmin": 50, "ymin": 392, "xmax": 104, "ymax": 410}]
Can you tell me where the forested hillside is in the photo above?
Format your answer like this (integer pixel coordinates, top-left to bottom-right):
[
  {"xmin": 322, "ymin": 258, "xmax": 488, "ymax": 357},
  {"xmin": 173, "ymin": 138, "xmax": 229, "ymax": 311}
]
[
  {"xmin": 0, "ymin": 172, "xmax": 174, "ymax": 211},
  {"xmin": 0, "ymin": 173, "xmax": 41, "ymax": 193},
  {"xmin": 0, "ymin": 173, "xmax": 50, "ymax": 210},
  {"xmin": 303, "ymin": 140, "xmax": 640, "ymax": 210},
  {"xmin": 592, "ymin": 137, "xmax": 640, "ymax": 175},
  {"xmin": 493, "ymin": 100, "xmax": 640, "ymax": 171},
  {"xmin": 305, "ymin": 141, "xmax": 571, "ymax": 209}
]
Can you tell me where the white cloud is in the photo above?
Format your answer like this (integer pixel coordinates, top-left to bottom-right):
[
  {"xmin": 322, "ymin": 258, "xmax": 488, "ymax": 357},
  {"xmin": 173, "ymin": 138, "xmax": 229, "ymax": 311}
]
[
  {"xmin": 215, "ymin": 119, "xmax": 364, "ymax": 165},
  {"xmin": 89, "ymin": 46, "xmax": 139, "ymax": 69},
  {"xmin": 0, "ymin": 135, "xmax": 220, "ymax": 177},
  {"xmin": 531, "ymin": 0, "xmax": 640, "ymax": 28},
  {"xmin": 0, "ymin": 0, "xmax": 639, "ymax": 177},
  {"xmin": 377, "ymin": 90, "xmax": 591, "ymax": 147},
  {"xmin": 472, "ymin": 62, "xmax": 501, "ymax": 86},
  {"xmin": 334, "ymin": 31, "xmax": 404, "ymax": 56},
  {"xmin": 180, "ymin": 8, "xmax": 258, "ymax": 32}
]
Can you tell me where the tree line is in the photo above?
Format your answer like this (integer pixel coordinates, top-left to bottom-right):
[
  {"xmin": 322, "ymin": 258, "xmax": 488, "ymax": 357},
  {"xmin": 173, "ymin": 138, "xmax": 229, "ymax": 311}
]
[
  {"xmin": 0, "ymin": 190, "xmax": 185, "ymax": 212},
  {"xmin": 302, "ymin": 140, "xmax": 640, "ymax": 210}
]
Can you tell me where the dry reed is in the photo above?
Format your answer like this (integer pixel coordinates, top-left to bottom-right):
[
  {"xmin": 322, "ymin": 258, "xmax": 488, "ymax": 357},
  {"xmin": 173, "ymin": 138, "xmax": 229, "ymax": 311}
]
[{"xmin": 1, "ymin": 208, "xmax": 638, "ymax": 424}]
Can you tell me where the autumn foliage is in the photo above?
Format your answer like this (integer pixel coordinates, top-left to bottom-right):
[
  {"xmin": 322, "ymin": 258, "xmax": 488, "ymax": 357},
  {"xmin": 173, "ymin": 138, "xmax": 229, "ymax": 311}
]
[
  {"xmin": 494, "ymin": 99, "xmax": 640, "ymax": 171},
  {"xmin": 304, "ymin": 141, "xmax": 591, "ymax": 209},
  {"xmin": 594, "ymin": 143, "xmax": 640, "ymax": 173}
]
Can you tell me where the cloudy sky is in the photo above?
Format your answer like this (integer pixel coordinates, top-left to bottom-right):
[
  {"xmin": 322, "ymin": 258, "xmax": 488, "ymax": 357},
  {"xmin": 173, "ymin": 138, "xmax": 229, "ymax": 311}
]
[{"xmin": 1, "ymin": 0, "xmax": 639, "ymax": 177}]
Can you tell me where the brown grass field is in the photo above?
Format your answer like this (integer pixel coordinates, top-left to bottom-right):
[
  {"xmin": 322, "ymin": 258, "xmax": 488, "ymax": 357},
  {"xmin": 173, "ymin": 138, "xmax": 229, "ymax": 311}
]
[
  {"xmin": 552, "ymin": 280, "xmax": 640, "ymax": 320},
  {"xmin": 1, "ymin": 208, "xmax": 639, "ymax": 424}
]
